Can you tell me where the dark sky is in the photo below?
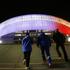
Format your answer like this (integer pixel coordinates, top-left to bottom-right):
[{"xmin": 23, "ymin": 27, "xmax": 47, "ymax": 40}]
[{"xmin": 0, "ymin": 0, "xmax": 70, "ymax": 23}]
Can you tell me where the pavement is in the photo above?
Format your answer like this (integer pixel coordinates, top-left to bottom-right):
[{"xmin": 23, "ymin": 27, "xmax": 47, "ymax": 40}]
[{"xmin": 0, "ymin": 43, "xmax": 70, "ymax": 70}]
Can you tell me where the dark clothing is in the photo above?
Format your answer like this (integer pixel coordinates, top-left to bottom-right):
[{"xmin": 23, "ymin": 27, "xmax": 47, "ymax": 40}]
[
  {"xmin": 22, "ymin": 35, "xmax": 33, "ymax": 52},
  {"xmin": 24, "ymin": 51, "xmax": 31, "ymax": 67},
  {"xmin": 53, "ymin": 31, "xmax": 68, "ymax": 61},
  {"xmin": 22, "ymin": 34, "xmax": 33, "ymax": 67},
  {"xmin": 56, "ymin": 43, "xmax": 68, "ymax": 61},
  {"xmin": 37, "ymin": 32, "xmax": 52, "ymax": 64},
  {"xmin": 53, "ymin": 31, "xmax": 65, "ymax": 44},
  {"xmin": 40, "ymin": 47, "xmax": 50, "ymax": 60},
  {"xmin": 37, "ymin": 33, "xmax": 51, "ymax": 47}
]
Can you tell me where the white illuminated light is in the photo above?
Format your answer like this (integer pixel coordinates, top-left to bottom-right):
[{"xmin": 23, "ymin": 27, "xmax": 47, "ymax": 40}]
[
  {"xmin": 15, "ymin": 34, "xmax": 21, "ymax": 36},
  {"xmin": 0, "ymin": 14, "xmax": 70, "ymax": 37},
  {"xmin": 45, "ymin": 33, "xmax": 51, "ymax": 35},
  {"xmin": 68, "ymin": 37, "xmax": 70, "ymax": 42},
  {"xmin": 0, "ymin": 40, "xmax": 3, "ymax": 44}
]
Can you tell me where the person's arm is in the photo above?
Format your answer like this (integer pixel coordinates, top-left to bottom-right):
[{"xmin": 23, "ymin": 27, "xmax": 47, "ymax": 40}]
[{"xmin": 62, "ymin": 34, "xmax": 66, "ymax": 43}]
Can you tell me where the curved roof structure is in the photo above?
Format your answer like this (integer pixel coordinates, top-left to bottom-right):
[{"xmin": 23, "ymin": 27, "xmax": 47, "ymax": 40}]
[{"xmin": 0, "ymin": 14, "xmax": 70, "ymax": 37}]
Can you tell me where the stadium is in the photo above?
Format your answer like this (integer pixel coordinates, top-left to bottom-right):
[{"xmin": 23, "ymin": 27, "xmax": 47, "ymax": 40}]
[
  {"xmin": 0, "ymin": 14, "xmax": 70, "ymax": 70},
  {"xmin": 0, "ymin": 14, "xmax": 70, "ymax": 43}
]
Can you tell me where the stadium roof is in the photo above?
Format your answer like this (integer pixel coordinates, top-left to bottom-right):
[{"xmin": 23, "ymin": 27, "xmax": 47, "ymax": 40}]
[{"xmin": 0, "ymin": 14, "xmax": 70, "ymax": 37}]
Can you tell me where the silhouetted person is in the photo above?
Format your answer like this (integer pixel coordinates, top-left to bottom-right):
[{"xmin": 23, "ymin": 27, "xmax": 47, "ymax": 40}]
[
  {"xmin": 22, "ymin": 32, "xmax": 33, "ymax": 69},
  {"xmin": 53, "ymin": 29, "xmax": 68, "ymax": 61},
  {"xmin": 37, "ymin": 31, "xmax": 52, "ymax": 67}
]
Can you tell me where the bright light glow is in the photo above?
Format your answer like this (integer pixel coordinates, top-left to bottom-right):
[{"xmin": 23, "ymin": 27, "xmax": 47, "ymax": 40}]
[
  {"xmin": 15, "ymin": 34, "xmax": 22, "ymax": 36},
  {"xmin": 67, "ymin": 37, "xmax": 70, "ymax": 42},
  {"xmin": 0, "ymin": 14, "xmax": 70, "ymax": 37},
  {"xmin": 67, "ymin": 34, "xmax": 69, "ymax": 36},
  {"xmin": 45, "ymin": 33, "xmax": 51, "ymax": 35},
  {"xmin": 0, "ymin": 40, "xmax": 3, "ymax": 44}
]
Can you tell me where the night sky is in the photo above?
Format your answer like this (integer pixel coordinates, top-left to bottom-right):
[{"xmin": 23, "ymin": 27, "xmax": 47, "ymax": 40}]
[{"xmin": 0, "ymin": 0, "xmax": 70, "ymax": 23}]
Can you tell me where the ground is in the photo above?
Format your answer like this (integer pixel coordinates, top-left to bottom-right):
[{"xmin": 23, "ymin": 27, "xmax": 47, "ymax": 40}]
[{"xmin": 0, "ymin": 43, "xmax": 70, "ymax": 70}]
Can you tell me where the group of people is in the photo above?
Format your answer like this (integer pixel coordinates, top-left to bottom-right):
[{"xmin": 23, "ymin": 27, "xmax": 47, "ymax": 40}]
[{"xmin": 21, "ymin": 29, "xmax": 68, "ymax": 69}]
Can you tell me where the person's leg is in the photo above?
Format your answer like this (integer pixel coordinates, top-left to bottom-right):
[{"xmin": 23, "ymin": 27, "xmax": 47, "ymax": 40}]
[
  {"xmin": 61, "ymin": 44, "xmax": 68, "ymax": 61},
  {"xmin": 26, "ymin": 51, "xmax": 31, "ymax": 67},
  {"xmin": 24, "ymin": 52, "xmax": 27, "ymax": 59},
  {"xmin": 40, "ymin": 47, "xmax": 46, "ymax": 61},
  {"xmin": 56, "ymin": 44, "xmax": 62, "ymax": 58},
  {"xmin": 45, "ymin": 47, "xmax": 52, "ymax": 67},
  {"xmin": 23, "ymin": 52, "xmax": 27, "ymax": 64}
]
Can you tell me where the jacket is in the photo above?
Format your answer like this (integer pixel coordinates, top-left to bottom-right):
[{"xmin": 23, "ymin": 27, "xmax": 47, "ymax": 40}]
[{"xmin": 22, "ymin": 35, "xmax": 32, "ymax": 52}]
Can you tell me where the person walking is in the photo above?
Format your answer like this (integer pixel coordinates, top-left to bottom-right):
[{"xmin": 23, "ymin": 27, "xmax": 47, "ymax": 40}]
[
  {"xmin": 22, "ymin": 31, "xmax": 33, "ymax": 69},
  {"xmin": 37, "ymin": 31, "xmax": 52, "ymax": 67},
  {"xmin": 52, "ymin": 29, "xmax": 68, "ymax": 61}
]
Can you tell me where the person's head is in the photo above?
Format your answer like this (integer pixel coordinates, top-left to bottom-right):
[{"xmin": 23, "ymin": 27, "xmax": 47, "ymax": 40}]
[
  {"xmin": 26, "ymin": 31, "xmax": 29, "ymax": 36},
  {"xmin": 55, "ymin": 29, "xmax": 59, "ymax": 32},
  {"xmin": 40, "ymin": 30, "xmax": 44, "ymax": 33},
  {"xmin": 26, "ymin": 32, "xmax": 29, "ymax": 35},
  {"xmin": 40, "ymin": 30, "xmax": 45, "ymax": 36},
  {"xmin": 41, "ymin": 30, "xmax": 42, "ymax": 33}
]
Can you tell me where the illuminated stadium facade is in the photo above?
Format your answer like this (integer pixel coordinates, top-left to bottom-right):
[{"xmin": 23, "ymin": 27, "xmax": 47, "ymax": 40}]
[
  {"xmin": 0, "ymin": 14, "xmax": 70, "ymax": 43},
  {"xmin": 0, "ymin": 14, "xmax": 70, "ymax": 37}
]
